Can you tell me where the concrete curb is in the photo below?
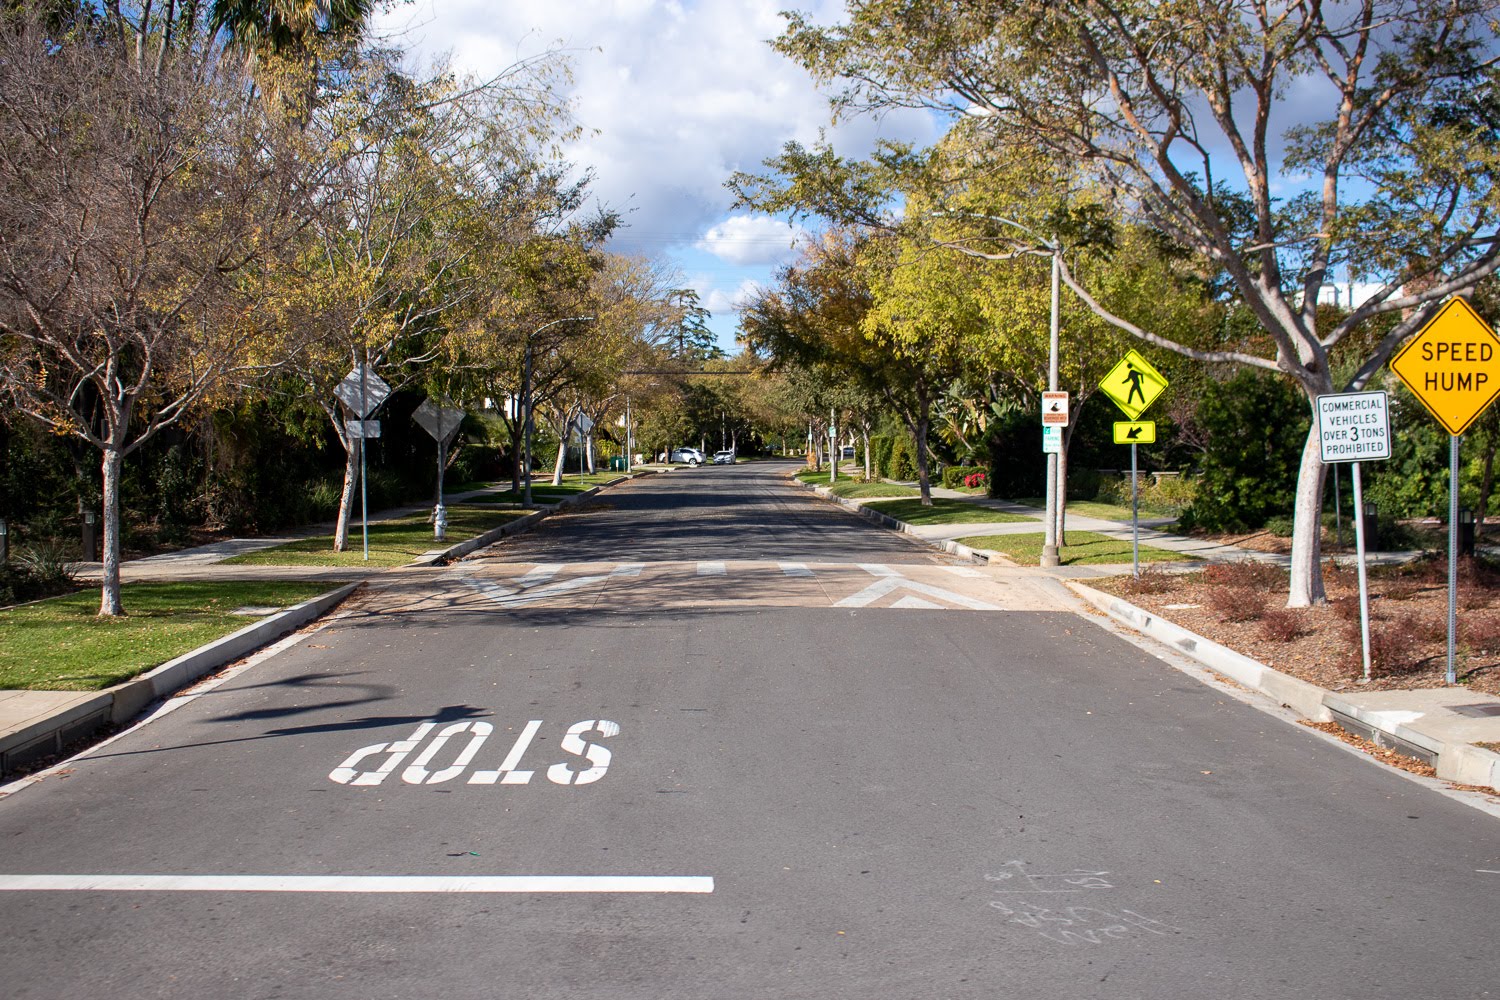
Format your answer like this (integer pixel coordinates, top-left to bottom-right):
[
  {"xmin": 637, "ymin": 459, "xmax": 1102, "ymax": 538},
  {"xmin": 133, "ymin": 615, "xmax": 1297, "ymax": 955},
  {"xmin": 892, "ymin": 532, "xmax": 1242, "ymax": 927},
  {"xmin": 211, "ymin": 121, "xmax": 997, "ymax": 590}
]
[
  {"xmin": 796, "ymin": 478, "xmax": 990, "ymax": 564},
  {"xmin": 0, "ymin": 581, "xmax": 361, "ymax": 777},
  {"xmin": 1065, "ymin": 579, "xmax": 1332, "ymax": 722},
  {"xmin": 1065, "ymin": 579, "xmax": 1500, "ymax": 791},
  {"xmin": 412, "ymin": 479, "xmax": 631, "ymax": 566}
]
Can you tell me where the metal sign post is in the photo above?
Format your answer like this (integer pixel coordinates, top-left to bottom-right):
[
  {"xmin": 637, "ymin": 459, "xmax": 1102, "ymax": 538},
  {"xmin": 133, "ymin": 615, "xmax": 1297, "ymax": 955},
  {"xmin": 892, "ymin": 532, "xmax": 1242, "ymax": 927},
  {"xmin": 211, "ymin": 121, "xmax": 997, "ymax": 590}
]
[
  {"xmin": 1389, "ymin": 297, "xmax": 1500, "ymax": 684},
  {"xmin": 1315, "ymin": 391, "xmax": 1392, "ymax": 682},
  {"xmin": 1040, "ymin": 392, "xmax": 1069, "ymax": 567},
  {"xmin": 1449, "ymin": 434, "xmax": 1460, "ymax": 684},
  {"xmin": 1131, "ymin": 444, "xmax": 1140, "ymax": 578},
  {"xmin": 1103, "ymin": 352, "xmax": 1169, "ymax": 578},
  {"xmin": 335, "ymin": 364, "xmax": 392, "ymax": 561},
  {"xmin": 413, "ymin": 398, "xmax": 466, "ymax": 542}
]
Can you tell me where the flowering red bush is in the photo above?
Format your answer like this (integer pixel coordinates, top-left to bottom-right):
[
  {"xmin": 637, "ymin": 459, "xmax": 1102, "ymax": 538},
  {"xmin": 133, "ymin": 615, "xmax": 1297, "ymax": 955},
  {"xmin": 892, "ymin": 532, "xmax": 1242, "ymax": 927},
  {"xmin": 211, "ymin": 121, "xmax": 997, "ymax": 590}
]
[{"xmin": 964, "ymin": 472, "xmax": 986, "ymax": 489}]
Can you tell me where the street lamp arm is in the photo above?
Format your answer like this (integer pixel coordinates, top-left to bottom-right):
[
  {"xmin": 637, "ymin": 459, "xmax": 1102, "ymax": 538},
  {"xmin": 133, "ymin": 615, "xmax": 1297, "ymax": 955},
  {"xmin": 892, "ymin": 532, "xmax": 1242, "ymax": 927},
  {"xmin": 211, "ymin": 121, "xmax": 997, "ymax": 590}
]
[{"xmin": 928, "ymin": 210, "xmax": 1058, "ymax": 252}]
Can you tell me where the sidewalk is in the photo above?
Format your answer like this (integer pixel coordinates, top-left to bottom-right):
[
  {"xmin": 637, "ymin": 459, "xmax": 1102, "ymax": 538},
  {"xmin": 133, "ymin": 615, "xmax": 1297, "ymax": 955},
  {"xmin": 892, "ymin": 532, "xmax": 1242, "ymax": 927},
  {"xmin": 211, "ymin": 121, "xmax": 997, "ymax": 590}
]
[
  {"xmin": 67, "ymin": 483, "xmax": 540, "ymax": 583},
  {"xmin": 799, "ymin": 473, "xmax": 1500, "ymax": 796}
]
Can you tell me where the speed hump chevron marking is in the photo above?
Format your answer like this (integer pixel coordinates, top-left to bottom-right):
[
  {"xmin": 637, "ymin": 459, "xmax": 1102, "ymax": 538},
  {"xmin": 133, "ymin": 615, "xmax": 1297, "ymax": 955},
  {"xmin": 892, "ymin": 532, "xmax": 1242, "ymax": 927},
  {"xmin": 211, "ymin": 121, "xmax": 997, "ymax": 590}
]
[{"xmin": 1113, "ymin": 421, "xmax": 1156, "ymax": 444}]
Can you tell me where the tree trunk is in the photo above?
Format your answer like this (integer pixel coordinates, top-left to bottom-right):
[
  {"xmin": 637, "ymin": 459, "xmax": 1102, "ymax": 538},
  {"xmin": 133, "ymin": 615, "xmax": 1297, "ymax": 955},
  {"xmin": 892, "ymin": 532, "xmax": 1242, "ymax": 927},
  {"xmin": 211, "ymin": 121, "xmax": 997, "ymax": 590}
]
[
  {"xmin": 333, "ymin": 440, "xmax": 359, "ymax": 552},
  {"xmin": 551, "ymin": 437, "xmax": 567, "ymax": 486},
  {"xmin": 509, "ymin": 410, "xmax": 522, "ymax": 495},
  {"xmin": 863, "ymin": 425, "xmax": 872, "ymax": 480},
  {"xmin": 1475, "ymin": 413, "xmax": 1498, "ymax": 531},
  {"xmin": 915, "ymin": 388, "xmax": 933, "ymax": 505},
  {"xmin": 1286, "ymin": 425, "xmax": 1328, "ymax": 607},
  {"xmin": 98, "ymin": 446, "xmax": 124, "ymax": 617}
]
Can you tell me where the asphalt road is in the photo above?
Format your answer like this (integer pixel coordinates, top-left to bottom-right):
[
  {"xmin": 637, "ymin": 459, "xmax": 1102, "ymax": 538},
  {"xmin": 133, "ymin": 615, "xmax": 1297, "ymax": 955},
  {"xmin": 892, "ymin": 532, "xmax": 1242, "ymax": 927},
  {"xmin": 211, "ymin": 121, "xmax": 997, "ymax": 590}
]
[{"xmin": 1, "ymin": 461, "xmax": 1498, "ymax": 999}]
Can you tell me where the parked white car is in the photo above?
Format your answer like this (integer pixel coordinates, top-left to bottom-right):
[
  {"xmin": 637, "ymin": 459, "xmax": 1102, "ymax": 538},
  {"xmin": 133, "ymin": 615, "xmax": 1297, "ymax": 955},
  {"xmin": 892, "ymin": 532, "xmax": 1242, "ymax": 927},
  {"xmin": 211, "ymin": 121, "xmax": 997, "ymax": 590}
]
[
  {"xmin": 713, "ymin": 450, "xmax": 735, "ymax": 464},
  {"xmin": 669, "ymin": 447, "xmax": 706, "ymax": 466}
]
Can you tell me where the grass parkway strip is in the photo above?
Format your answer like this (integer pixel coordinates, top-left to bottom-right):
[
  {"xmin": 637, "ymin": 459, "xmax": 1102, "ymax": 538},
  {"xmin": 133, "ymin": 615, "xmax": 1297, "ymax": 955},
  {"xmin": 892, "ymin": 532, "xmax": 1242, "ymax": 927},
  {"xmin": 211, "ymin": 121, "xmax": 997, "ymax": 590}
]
[
  {"xmin": 220, "ymin": 506, "xmax": 528, "ymax": 567},
  {"xmin": 957, "ymin": 530, "xmax": 1195, "ymax": 566},
  {"xmin": 0, "ymin": 581, "xmax": 340, "ymax": 690}
]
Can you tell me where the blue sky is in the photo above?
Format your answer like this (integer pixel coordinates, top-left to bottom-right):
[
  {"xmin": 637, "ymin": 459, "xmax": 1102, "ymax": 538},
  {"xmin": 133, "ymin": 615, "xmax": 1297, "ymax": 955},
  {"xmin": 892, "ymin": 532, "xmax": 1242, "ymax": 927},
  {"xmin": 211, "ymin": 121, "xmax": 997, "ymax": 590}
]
[{"xmin": 375, "ymin": 0, "xmax": 939, "ymax": 353}]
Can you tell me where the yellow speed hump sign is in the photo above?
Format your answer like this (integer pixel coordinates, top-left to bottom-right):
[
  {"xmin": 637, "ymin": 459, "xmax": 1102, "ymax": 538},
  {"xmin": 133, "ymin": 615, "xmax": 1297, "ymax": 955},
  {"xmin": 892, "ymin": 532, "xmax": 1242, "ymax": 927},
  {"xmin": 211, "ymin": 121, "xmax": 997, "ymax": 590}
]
[
  {"xmin": 1390, "ymin": 297, "xmax": 1500, "ymax": 436},
  {"xmin": 1113, "ymin": 421, "xmax": 1156, "ymax": 444},
  {"xmin": 1101, "ymin": 350, "xmax": 1168, "ymax": 420}
]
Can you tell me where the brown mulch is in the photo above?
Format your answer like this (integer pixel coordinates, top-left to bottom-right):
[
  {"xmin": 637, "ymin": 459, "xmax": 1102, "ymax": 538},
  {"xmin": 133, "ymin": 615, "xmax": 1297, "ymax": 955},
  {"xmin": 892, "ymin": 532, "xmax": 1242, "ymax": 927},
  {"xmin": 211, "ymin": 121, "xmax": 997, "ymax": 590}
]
[{"xmin": 1091, "ymin": 556, "xmax": 1500, "ymax": 698}]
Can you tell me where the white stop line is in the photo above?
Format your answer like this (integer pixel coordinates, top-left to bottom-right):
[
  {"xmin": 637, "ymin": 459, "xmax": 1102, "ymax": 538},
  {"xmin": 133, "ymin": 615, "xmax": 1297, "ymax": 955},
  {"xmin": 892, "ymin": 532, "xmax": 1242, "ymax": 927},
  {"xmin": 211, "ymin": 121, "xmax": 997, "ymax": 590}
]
[{"xmin": 0, "ymin": 874, "xmax": 713, "ymax": 894}]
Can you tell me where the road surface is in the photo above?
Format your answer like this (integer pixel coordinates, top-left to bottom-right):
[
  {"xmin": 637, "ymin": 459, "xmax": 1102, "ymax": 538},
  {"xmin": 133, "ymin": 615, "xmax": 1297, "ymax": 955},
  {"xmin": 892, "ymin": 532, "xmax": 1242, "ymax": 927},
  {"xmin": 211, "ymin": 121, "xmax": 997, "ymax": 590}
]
[{"xmin": 1, "ymin": 461, "xmax": 1497, "ymax": 999}]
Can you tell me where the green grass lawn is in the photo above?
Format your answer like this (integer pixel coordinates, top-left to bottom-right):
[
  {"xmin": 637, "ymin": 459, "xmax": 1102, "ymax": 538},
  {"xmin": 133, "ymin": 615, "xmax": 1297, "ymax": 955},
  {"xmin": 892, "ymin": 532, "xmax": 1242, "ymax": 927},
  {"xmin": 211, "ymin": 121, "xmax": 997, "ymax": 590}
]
[
  {"xmin": 221, "ymin": 507, "xmax": 527, "ymax": 567},
  {"xmin": 956, "ymin": 530, "xmax": 1195, "ymax": 565},
  {"xmin": 452, "ymin": 472, "xmax": 626, "ymax": 496},
  {"xmin": 1003, "ymin": 497, "xmax": 1179, "ymax": 521},
  {"xmin": 871, "ymin": 498, "xmax": 1036, "ymax": 525},
  {"xmin": 828, "ymin": 481, "xmax": 919, "ymax": 499},
  {"xmin": 0, "ymin": 581, "xmax": 341, "ymax": 691}
]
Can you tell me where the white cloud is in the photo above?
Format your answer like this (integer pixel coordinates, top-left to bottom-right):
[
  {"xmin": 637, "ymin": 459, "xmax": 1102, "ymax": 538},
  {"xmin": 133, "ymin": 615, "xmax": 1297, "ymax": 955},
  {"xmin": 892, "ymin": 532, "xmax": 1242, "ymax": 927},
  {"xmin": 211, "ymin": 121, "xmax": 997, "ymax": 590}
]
[
  {"xmin": 376, "ymin": 1, "xmax": 938, "ymax": 250},
  {"xmin": 695, "ymin": 215, "xmax": 808, "ymax": 265},
  {"xmin": 697, "ymin": 277, "xmax": 764, "ymax": 315}
]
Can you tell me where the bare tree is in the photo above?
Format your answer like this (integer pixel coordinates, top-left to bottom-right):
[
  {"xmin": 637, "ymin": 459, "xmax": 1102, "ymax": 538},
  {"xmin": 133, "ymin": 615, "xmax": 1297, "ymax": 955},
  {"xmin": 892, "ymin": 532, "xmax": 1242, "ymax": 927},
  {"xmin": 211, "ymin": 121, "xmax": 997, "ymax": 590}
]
[{"xmin": 0, "ymin": 20, "xmax": 315, "ymax": 614}]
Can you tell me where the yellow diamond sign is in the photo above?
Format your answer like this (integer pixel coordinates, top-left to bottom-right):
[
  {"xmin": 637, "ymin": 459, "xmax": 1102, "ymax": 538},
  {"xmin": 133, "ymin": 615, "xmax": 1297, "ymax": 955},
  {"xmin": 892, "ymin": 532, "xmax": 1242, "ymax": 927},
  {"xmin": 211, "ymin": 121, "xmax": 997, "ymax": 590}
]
[
  {"xmin": 1100, "ymin": 350, "xmax": 1168, "ymax": 420},
  {"xmin": 1390, "ymin": 297, "xmax": 1500, "ymax": 436}
]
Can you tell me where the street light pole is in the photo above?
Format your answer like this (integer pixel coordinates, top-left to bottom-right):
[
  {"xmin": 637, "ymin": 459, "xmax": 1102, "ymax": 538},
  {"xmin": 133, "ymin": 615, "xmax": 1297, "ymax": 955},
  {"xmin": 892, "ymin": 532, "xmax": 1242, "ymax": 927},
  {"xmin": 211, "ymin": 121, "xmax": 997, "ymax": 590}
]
[
  {"xmin": 521, "ymin": 315, "xmax": 593, "ymax": 508},
  {"xmin": 931, "ymin": 210, "xmax": 1062, "ymax": 567},
  {"xmin": 1041, "ymin": 250, "xmax": 1062, "ymax": 567}
]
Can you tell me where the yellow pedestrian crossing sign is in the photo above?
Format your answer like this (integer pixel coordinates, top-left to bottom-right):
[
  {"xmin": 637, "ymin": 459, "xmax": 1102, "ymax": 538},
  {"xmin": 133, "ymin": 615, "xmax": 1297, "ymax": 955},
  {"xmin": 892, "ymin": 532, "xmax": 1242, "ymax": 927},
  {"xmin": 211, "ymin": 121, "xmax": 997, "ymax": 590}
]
[
  {"xmin": 1101, "ymin": 350, "xmax": 1169, "ymax": 419},
  {"xmin": 1114, "ymin": 421, "xmax": 1156, "ymax": 444}
]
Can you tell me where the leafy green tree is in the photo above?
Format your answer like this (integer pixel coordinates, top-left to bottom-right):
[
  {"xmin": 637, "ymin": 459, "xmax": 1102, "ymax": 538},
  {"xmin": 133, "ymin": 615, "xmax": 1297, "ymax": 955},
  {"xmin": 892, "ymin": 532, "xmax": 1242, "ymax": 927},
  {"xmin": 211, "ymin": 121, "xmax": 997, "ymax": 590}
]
[{"xmin": 761, "ymin": 0, "xmax": 1500, "ymax": 606}]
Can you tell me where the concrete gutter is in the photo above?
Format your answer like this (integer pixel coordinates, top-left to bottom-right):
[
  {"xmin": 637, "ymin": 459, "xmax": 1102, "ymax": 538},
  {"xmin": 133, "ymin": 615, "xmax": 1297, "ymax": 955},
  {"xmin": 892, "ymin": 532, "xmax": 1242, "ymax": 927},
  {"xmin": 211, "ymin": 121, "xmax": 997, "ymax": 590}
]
[
  {"xmin": 413, "ymin": 478, "xmax": 631, "ymax": 567},
  {"xmin": 796, "ymin": 479, "xmax": 990, "ymax": 564},
  {"xmin": 0, "ymin": 581, "xmax": 360, "ymax": 778},
  {"xmin": 1066, "ymin": 579, "xmax": 1500, "ymax": 792}
]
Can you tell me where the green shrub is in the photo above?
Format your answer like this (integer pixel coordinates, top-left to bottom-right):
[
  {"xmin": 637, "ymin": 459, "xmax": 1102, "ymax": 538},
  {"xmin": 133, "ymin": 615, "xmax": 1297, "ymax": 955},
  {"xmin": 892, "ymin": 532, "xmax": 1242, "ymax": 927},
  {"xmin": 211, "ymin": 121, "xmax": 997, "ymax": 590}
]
[
  {"xmin": 1094, "ymin": 473, "xmax": 1130, "ymax": 506},
  {"xmin": 942, "ymin": 465, "xmax": 986, "ymax": 489},
  {"xmin": 1149, "ymin": 473, "xmax": 1197, "ymax": 511},
  {"xmin": 0, "ymin": 542, "xmax": 78, "ymax": 606},
  {"xmin": 1181, "ymin": 369, "xmax": 1309, "ymax": 531},
  {"xmin": 1265, "ymin": 515, "xmax": 1295, "ymax": 537},
  {"xmin": 885, "ymin": 434, "xmax": 918, "ymax": 480}
]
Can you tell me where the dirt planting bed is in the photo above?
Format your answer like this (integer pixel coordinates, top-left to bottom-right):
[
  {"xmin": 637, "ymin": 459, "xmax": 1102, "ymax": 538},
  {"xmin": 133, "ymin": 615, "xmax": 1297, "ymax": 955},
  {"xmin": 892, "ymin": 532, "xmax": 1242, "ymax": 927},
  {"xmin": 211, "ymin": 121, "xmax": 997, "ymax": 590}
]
[{"xmin": 1090, "ymin": 556, "xmax": 1500, "ymax": 698}]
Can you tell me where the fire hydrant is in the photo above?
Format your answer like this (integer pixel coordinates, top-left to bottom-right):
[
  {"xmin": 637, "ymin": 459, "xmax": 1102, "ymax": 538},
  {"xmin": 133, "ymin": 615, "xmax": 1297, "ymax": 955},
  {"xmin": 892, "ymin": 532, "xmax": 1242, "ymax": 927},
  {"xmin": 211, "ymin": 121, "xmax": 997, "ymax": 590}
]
[{"xmin": 433, "ymin": 504, "xmax": 448, "ymax": 542}]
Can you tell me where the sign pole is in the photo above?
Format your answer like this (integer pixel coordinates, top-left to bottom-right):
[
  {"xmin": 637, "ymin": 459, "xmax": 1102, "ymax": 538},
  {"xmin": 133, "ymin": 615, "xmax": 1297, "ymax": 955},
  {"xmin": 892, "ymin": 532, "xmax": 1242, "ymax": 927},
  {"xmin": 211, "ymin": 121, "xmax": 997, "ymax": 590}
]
[
  {"xmin": 1351, "ymin": 462, "xmax": 1373, "ymax": 682},
  {"xmin": 1338, "ymin": 464, "xmax": 1350, "ymax": 551},
  {"xmin": 1131, "ymin": 442, "xmax": 1140, "ymax": 578},
  {"xmin": 360, "ymin": 364, "xmax": 369, "ymax": 562},
  {"xmin": 1449, "ymin": 434, "xmax": 1460, "ymax": 685}
]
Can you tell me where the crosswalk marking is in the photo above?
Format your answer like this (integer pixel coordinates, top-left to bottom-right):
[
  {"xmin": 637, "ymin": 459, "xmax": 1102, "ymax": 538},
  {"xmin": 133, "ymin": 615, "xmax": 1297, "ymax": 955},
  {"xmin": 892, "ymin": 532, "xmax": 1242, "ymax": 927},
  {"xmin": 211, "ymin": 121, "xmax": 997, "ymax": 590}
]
[
  {"xmin": 834, "ymin": 575, "xmax": 1001, "ymax": 611},
  {"xmin": 891, "ymin": 595, "xmax": 944, "ymax": 609},
  {"xmin": 453, "ymin": 561, "xmax": 1025, "ymax": 612},
  {"xmin": 519, "ymin": 564, "xmax": 562, "ymax": 586}
]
